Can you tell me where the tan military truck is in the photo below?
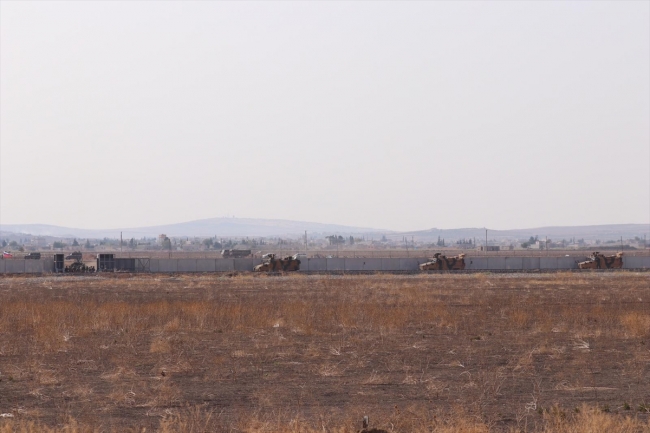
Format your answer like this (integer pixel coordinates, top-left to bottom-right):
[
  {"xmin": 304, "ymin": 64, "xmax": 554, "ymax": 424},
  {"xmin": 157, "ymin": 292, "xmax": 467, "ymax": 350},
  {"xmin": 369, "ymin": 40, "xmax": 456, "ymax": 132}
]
[
  {"xmin": 254, "ymin": 254, "xmax": 301, "ymax": 272},
  {"xmin": 419, "ymin": 253, "xmax": 466, "ymax": 271},
  {"xmin": 578, "ymin": 252, "xmax": 623, "ymax": 269}
]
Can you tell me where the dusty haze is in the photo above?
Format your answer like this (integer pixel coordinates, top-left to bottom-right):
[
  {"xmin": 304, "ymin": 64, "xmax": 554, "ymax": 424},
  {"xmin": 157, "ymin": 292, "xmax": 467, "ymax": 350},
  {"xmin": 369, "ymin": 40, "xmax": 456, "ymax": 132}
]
[{"xmin": 1, "ymin": 1, "xmax": 648, "ymax": 231}]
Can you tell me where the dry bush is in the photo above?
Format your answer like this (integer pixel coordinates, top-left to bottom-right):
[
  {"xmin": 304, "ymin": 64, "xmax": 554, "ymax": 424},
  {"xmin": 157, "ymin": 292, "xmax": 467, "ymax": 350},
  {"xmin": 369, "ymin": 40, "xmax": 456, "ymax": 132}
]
[{"xmin": 620, "ymin": 312, "xmax": 650, "ymax": 338}]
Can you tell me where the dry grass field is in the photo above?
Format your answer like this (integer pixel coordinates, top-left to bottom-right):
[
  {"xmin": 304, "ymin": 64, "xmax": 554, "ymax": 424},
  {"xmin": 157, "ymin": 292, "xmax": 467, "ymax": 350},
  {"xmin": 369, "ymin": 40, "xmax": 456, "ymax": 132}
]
[{"xmin": 0, "ymin": 272, "xmax": 649, "ymax": 432}]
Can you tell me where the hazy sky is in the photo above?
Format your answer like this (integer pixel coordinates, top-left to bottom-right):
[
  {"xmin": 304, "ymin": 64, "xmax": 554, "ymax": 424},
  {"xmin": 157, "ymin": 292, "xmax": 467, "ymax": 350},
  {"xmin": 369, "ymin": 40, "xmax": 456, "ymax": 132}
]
[{"xmin": 1, "ymin": 1, "xmax": 648, "ymax": 232}]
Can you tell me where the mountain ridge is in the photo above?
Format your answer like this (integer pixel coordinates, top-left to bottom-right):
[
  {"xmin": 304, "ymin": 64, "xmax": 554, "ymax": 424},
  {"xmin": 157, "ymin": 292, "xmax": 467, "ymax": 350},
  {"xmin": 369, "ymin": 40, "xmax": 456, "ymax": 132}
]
[
  {"xmin": 0, "ymin": 217, "xmax": 388, "ymax": 238},
  {"xmin": 1, "ymin": 219, "xmax": 648, "ymax": 241}
]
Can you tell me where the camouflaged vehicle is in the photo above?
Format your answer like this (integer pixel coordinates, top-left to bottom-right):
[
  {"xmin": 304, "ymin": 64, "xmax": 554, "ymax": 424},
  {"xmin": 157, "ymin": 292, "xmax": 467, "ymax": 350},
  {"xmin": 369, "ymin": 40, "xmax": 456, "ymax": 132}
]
[
  {"xmin": 419, "ymin": 253, "xmax": 466, "ymax": 271},
  {"xmin": 578, "ymin": 252, "xmax": 623, "ymax": 269},
  {"xmin": 254, "ymin": 254, "xmax": 301, "ymax": 272}
]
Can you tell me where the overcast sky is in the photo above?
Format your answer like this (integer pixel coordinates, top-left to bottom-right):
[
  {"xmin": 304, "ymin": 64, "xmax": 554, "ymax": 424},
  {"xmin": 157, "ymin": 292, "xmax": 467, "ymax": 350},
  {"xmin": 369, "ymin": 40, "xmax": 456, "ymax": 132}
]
[{"xmin": 1, "ymin": 1, "xmax": 648, "ymax": 232}]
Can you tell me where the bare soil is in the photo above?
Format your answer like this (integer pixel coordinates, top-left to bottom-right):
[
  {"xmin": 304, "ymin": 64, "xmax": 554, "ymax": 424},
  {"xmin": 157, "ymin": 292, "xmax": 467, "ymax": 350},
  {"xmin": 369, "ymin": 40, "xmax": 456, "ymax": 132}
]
[{"xmin": 0, "ymin": 273, "xmax": 648, "ymax": 431}]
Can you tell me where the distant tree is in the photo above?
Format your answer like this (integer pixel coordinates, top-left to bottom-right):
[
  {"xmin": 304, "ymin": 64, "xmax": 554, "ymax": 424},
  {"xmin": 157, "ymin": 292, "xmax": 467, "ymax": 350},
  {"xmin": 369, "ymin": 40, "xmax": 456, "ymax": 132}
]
[
  {"xmin": 9, "ymin": 241, "xmax": 18, "ymax": 247},
  {"xmin": 349, "ymin": 236, "xmax": 354, "ymax": 245},
  {"xmin": 521, "ymin": 242, "xmax": 530, "ymax": 249},
  {"xmin": 203, "ymin": 238, "xmax": 213, "ymax": 249},
  {"xmin": 129, "ymin": 238, "xmax": 135, "ymax": 249},
  {"xmin": 53, "ymin": 241, "xmax": 66, "ymax": 249},
  {"xmin": 18, "ymin": 246, "xmax": 24, "ymax": 252},
  {"xmin": 72, "ymin": 239, "xmax": 79, "ymax": 246},
  {"xmin": 162, "ymin": 237, "xmax": 172, "ymax": 250},
  {"xmin": 1, "ymin": 240, "xmax": 6, "ymax": 248},
  {"xmin": 85, "ymin": 239, "xmax": 91, "ymax": 248}
]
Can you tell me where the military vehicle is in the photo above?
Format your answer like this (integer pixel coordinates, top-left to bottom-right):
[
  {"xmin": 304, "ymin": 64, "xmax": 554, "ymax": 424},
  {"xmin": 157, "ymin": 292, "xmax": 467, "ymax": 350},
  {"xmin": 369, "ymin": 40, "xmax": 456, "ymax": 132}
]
[
  {"xmin": 64, "ymin": 252, "xmax": 95, "ymax": 273},
  {"xmin": 254, "ymin": 254, "xmax": 301, "ymax": 272},
  {"xmin": 419, "ymin": 253, "xmax": 466, "ymax": 271},
  {"xmin": 578, "ymin": 252, "xmax": 623, "ymax": 269},
  {"xmin": 221, "ymin": 249, "xmax": 251, "ymax": 258},
  {"xmin": 24, "ymin": 252, "xmax": 41, "ymax": 260},
  {"xmin": 65, "ymin": 251, "xmax": 83, "ymax": 260}
]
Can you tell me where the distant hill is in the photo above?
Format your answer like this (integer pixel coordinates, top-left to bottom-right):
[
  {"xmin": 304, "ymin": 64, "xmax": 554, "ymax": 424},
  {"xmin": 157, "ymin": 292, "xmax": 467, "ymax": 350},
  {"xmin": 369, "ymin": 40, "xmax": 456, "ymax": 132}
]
[
  {"xmin": 392, "ymin": 224, "xmax": 650, "ymax": 242},
  {"xmin": 0, "ymin": 217, "xmax": 387, "ymax": 239},
  {"xmin": 1, "ymin": 220, "xmax": 647, "ymax": 242}
]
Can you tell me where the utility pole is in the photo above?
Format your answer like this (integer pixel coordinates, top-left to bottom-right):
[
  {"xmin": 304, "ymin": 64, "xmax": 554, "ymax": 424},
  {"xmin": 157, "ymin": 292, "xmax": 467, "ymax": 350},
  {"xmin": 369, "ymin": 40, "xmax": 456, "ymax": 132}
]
[
  {"xmin": 305, "ymin": 231, "xmax": 308, "ymax": 256},
  {"xmin": 621, "ymin": 236, "xmax": 624, "ymax": 252},
  {"xmin": 485, "ymin": 229, "xmax": 488, "ymax": 255},
  {"xmin": 120, "ymin": 232, "xmax": 123, "ymax": 253},
  {"xmin": 546, "ymin": 236, "xmax": 548, "ymax": 256}
]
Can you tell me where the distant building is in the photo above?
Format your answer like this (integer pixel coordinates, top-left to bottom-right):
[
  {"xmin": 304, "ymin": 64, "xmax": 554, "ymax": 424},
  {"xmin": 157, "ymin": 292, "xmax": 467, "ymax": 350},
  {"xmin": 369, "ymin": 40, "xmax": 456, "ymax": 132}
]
[
  {"xmin": 478, "ymin": 246, "xmax": 500, "ymax": 251},
  {"xmin": 158, "ymin": 234, "xmax": 167, "ymax": 246},
  {"xmin": 31, "ymin": 237, "xmax": 47, "ymax": 247}
]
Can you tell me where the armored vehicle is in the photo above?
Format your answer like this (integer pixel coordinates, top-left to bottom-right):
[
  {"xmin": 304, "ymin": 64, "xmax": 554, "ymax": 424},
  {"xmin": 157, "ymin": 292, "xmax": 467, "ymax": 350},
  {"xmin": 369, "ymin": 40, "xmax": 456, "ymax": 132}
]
[
  {"xmin": 578, "ymin": 252, "xmax": 623, "ymax": 269},
  {"xmin": 221, "ymin": 249, "xmax": 251, "ymax": 258},
  {"xmin": 254, "ymin": 254, "xmax": 301, "ymax": 272},
  {"xmin": 419, "ymin": 253, "xmax": 466, "ymax": 271},
  {"xmin": 65, "ymin": 251, "xmax": 83, "ymax": 260},
  {"xmin": 24, "ymin": 252, "xmax": 41, "ymax": 259}
]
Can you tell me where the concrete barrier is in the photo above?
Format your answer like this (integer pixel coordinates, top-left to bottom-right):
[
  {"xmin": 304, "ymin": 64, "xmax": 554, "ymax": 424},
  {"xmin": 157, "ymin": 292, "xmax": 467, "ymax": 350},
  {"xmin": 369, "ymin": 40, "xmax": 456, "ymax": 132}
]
[
  {"xmin": 558, "ymin": 257, "xmax": 580, "ymax": 269},
  {"xmin": 304, "ymin": 258, "xmax": 327, "ymax": 271},
  {"xmin": 623, "ymin": 256, "xmax": 650, "ymax": 269},
  {"xmin": 326, "ymin": 259, "xmax": 345, "ymax": 271},
  {"xmin": 1, "ymin": 255, "xmax": 648, "ymax": 274},
  {"xmin": 177, "ymin": 259, "xmax": 197, "ymax": 272},
  {"xmin": 399, "ymin": 258, "xmax": 421, "ymax": 271},
  {"xmin": 382, "ymin": 258, "xmax": 401, "ymax": 271},
  {"xmin": 504, "ymin": 257, "xmax": 523, "ymax": 270},
  {"xmin": 522, "ymin": 257, "xmax": 540, "ymax": 270},
  {"xmin": 234, "ymin": 259, "xmax": 254, "ymax": 271},
  {"xmin": 5, "ymin": 260, "xmax": 25, "ymax": 273},
  {"xmin": 487, "ymin": 257, "xmax": 506, "ymax": 270},
  {"xmin": 196, "ymin": 259, "xmax": 216, "ymax": 272},
  {"xmin": 158, "ymin": 259, "xmax": 178, "ymax": 273},
  {"xmin": 467, "ymin": 257, "xmax": 488, "ymax": 270},
  {"xmin": 540, "ymin": 257, "xmax": 558, "ymax": 269},
  {"xmin": 364, "ymin": 258, "xmax": 384, "ymax": 271},
  {"xmin": 215, "ymin": 259, "xmax": 235, "ymax": 271},
  {"xmin": 25, "ymin": 260, "xmax": 44, "ymax": 273},
  {"xmin": 344, "ymin": 258, "xmax": 382, "ymax": 271}
]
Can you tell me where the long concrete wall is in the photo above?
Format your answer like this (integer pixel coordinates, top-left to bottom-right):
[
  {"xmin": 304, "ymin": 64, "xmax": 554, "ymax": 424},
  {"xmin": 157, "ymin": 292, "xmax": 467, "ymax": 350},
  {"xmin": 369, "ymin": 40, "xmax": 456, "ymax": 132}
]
[
  {"xmin": 0, "ymin": 259, "xmax": 54, "ymax": 274},
  {"xmin": 2, "ymin": 256, "xmax": 649, "ymax": 274}
]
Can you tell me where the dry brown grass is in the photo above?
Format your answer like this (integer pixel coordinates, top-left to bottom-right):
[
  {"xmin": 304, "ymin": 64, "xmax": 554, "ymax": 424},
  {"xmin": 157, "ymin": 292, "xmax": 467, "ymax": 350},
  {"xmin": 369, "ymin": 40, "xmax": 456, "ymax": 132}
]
[{"xmin": 0, "ymin": 273, "xmax": 649, "ymax": 431}]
